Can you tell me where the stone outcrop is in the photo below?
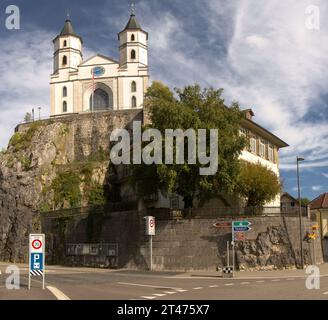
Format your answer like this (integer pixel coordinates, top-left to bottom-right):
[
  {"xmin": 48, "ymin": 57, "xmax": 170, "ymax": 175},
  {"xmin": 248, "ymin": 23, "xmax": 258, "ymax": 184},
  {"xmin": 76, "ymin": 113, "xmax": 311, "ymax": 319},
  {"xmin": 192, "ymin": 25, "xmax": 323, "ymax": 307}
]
[{"xmin": 0, "ymin": 110, "xmax": 142, "ymax": 262}]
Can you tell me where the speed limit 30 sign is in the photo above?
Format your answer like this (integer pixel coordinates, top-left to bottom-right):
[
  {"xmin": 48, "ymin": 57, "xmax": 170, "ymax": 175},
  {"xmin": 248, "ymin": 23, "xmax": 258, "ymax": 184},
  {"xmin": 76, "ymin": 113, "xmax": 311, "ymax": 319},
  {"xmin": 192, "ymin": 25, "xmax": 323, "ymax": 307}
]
[{"xmin": 29, "ymin": 234, "xmax": 45, "ymax": 289}]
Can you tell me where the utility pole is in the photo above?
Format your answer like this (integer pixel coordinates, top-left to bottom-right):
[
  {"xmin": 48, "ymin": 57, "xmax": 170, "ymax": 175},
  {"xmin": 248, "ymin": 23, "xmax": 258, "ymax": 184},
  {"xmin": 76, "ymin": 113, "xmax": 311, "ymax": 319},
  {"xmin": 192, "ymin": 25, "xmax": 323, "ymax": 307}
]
[{"xmin": 297, "ymin": 156, "xmax": 305, "ymax": 269}]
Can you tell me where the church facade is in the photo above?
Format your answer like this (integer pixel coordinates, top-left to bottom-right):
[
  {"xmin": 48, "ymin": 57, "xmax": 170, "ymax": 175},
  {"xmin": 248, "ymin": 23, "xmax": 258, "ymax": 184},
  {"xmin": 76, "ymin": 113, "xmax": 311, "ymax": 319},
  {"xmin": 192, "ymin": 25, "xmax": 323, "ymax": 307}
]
[{"xmin": 50, "ymin": 14, "xmax": 149, "ymax": 116}]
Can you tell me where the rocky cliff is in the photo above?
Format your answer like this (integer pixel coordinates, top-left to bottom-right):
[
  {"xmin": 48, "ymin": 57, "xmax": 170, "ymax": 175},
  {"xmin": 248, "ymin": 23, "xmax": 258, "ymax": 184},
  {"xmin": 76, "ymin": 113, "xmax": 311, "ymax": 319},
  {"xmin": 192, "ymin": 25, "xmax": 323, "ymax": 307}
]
[{"xmin": 0, "ymin": 110, "xmax": 143, "ymax": 262}]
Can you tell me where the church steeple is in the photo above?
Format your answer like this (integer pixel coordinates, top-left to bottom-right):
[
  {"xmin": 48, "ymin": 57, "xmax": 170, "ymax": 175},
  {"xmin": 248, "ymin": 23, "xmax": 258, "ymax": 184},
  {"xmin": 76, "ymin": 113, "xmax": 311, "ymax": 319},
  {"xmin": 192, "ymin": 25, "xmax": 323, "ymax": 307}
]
[
  {"xmin": 52, "ymin": 15, "xmax": 83, "ymax": 73},
  {"xmin": 118, "ymin": 12, "xmax": 148, "ymax": 67}
]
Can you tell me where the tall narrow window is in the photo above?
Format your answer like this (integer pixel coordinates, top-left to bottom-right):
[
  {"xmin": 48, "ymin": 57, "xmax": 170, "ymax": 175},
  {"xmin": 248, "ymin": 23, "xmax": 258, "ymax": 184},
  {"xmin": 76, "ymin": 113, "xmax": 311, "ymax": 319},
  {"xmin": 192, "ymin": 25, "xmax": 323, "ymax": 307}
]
[
  {"xmin": 131, "ymin": 96, "xmax": 137, "ymax": 108},
  {"xmin": 62, "ymin": 55, "xmax": 67, "ymax": 65},
  {"xmin": 131, "ymin": 50, "xmax": 136, "ymax": 60},
  {"xmin": 63, "ymin": 40, "xmax": 67, "ymax": 47},
  {"xmin": 131, "ymin": 81, "xmax": 136, "ymax": 92},
  {"xmin": 250, "ymin": 135, "xmax": 257, "ymax": 154},
  {"xmin": 63, "ymin": 101, "xmax": 67, "ymax": 113},
  {"xmin": 131, "ymin": 34, "xmax": 135, "ymax": 41},
  {"xmin": 63, "ymin": 86, "xmax": 67, "ymax": 97}
]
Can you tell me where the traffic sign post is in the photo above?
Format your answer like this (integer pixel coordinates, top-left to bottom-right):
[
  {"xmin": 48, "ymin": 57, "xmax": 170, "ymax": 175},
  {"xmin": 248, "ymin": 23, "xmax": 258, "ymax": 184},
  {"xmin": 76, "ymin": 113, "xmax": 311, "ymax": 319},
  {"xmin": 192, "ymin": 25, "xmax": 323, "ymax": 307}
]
[
  {"xmin": 231, "ymin": 221, "xmax": 252, "ymax": 276},
  {"xmin": 29, "ymin": 234, "xmax": 45, "ymax": 290},
  {"xmin": 144, "ymin": 216, "xmax": 155, "ymax": 271}
]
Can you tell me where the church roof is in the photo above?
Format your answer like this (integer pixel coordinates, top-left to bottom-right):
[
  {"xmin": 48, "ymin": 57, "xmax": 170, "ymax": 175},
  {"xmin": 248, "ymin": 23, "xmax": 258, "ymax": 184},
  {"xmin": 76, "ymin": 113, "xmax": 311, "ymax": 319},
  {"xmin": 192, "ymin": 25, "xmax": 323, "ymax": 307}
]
[
  {"xmin": 118, "ymin": 14, "xmax": 148, "ymax": 40},
  {"xmin": 53, "ymin": 18, "xmax": 83, "ymax": 43},
  {"xmin": 124, "ymin": 14, "xmax": 142, "ymax": 30},
  {"xmin": 60, "ymin": 19, "xmax": 77, "ymax": 36}
]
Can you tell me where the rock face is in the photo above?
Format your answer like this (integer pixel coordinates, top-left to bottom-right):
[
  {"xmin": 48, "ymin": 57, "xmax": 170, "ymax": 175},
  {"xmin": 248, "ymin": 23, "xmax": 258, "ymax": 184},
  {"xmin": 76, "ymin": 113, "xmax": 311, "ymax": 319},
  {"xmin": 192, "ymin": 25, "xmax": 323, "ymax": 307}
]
[
  {"xmin": 235, "ymin": 226, "xmax": 311, "ymax": 270},
  {"xmin": 0, "ymin": 110, "xmax": 143, "ymax": 262}
]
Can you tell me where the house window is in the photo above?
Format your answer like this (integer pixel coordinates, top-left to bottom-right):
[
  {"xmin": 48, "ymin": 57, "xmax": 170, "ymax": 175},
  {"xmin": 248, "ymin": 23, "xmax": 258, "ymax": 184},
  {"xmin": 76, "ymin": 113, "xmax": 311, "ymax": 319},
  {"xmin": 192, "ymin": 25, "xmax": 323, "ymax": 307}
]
[
  {"xmin": 131, "ymin": 96, "xmax": 137, "ymax": 108},
  {"xmin": 131, "ymin": 81, "xmax": 136, "ymax": 92},
  {"xmin": 63, "ymin": 101, "xmax": 67, "ymax": 113},
  {"xmin": 268, "ymin": 144, "xmax": 274, "ymax": 162},
  {"xmin": 63, "ymin": 86, "xmax": 67, "ymax": 97},
  {"xmin": 250, "ymin": 136, "xmax": 257, "ymax": 154},
  {"xmin": 170, "ymin": 196, "xmax": 179, "ymax": 209},
  {"xmin": 63, "ymin": 40, "xmax": 67, "ymax": 47},
  {"xmin": 131, "ymin": 34, "xmax": 135, "ymax": 41},
  {"xmin": 131, "ymin": 49, "xmax": 136, "ymax": 60},
  {"xmin": 62, "ymin": 55, "xmax": 67, "ymax": 65},
  {"xmin": 259, "ymin": 139, "xmax": 266, "ymax": 158}
]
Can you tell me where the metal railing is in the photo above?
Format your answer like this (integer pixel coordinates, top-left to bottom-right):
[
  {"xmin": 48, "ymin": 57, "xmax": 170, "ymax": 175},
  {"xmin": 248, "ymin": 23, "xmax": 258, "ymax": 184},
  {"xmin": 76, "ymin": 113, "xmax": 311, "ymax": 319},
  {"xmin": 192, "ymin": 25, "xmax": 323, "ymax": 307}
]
[{"xmin": 66, "ymin": 243, "xmax": 118, "ymax": 257}]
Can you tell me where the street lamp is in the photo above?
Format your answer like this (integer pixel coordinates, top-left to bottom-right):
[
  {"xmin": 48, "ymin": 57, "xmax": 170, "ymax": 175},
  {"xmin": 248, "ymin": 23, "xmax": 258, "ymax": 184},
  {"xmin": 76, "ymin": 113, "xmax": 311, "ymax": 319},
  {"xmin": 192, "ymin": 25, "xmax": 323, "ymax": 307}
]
[
  {"xmin": 297, "ymin": 156, "xmax": 305, "ymax": 269},
  {"xmin": 38, "ymin": 107, "xmax": 41, "ymax": 120}
]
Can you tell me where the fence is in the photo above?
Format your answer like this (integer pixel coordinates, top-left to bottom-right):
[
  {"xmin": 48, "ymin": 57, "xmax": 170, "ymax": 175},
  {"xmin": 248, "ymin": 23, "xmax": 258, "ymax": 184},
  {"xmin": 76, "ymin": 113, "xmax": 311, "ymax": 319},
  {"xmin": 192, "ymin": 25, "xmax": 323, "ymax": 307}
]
[
  {"xmin": 65, "ymin": 243, "xmax": 119, "ymax": 268},
  {"xmin": 148, "ymin": 206, "xmax": 309, "ymax": 220}
]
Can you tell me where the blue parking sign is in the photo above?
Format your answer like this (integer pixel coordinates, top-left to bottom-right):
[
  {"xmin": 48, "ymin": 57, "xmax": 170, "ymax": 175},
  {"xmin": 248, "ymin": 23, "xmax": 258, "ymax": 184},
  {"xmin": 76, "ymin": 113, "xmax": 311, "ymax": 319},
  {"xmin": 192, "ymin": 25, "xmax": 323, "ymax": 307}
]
[{"xmin": 30, "ymin": 253, "xmax": 43, "ymax": 271}]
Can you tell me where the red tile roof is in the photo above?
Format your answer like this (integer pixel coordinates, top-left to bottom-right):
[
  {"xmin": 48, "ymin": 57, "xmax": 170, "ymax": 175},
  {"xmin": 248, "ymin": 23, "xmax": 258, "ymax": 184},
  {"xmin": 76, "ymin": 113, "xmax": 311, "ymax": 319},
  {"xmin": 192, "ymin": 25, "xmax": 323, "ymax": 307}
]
[{"xmin": 309, "ymin": 193, "xmax": 328, "ymax": 209}]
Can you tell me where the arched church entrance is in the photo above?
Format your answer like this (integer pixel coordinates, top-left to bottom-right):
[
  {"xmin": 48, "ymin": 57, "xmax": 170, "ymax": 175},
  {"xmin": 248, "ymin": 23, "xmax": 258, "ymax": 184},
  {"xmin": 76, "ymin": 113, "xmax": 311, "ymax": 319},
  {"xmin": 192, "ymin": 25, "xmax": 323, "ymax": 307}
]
[{"xmin": 90, "ymin": 88, "xmax": 113, "ymax": 111}]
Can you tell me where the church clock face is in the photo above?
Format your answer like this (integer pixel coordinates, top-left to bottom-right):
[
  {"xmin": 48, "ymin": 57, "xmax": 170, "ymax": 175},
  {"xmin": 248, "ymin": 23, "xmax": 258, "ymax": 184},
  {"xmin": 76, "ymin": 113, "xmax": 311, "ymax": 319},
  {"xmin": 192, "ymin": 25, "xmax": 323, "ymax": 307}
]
[{"xmin": 91, "ymin": 66, "xmax": 105, "ymax": 77}]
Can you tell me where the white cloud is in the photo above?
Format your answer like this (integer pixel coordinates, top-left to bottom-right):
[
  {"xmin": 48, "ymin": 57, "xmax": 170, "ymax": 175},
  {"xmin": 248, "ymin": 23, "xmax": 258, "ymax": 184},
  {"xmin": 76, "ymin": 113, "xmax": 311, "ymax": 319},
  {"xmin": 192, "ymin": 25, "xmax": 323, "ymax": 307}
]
[{"xmin": 312, "ymin": 185, "xmax": 322, "ymax": 191}]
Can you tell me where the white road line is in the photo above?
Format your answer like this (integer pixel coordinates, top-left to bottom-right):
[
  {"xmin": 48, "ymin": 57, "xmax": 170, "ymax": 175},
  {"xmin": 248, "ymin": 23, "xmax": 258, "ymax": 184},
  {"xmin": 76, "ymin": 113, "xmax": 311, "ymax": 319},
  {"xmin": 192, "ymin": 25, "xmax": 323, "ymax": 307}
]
[
  {"xmin": 117, "ymin": 282, "xmax": 181, "ymax": 290},
  {"xmin": 241, "ymin": 282, "xmax": 250, "ymax": 285},
  {"xmin": 209, "ymin": 285, "xmax": 218, "ymax": 288},
  {"xmin": 224, "ymin": 283, "xmax": 234, "ymax": 286},
  {"xmin": 176, "ymin": 289, "xmax": 188, "ymax": 292},
  {"xmin": 323, "ymin": 292, "xmax": 328, "ymax": 295},
  {"xmin": 256, "ymin": 280, "xmax": 265, "ymax": 283},
  {"xmin": 163, "ymin": 291, "xmax": 176, "ymax": 295},
  {"xmin": 272, "ymin": 279, "xmax": 281, "ymax": 282},
  {"xmin": 152, "ymin": 293, "xmax": 167, "ymax": 297},
  {"xmin": 287, "ymin": 278, "xmax": 295, "ymax": 281},
  {"xmin": 46, "ymin": 286, "xmax": 71, "ymax": 300},
  {"xmin": 141, "ymin": 296, "xmax": 157, "ymax": 300},
  {"xmin": 193, "ymin": 287, "xmax": 203, "ymax": 290}
]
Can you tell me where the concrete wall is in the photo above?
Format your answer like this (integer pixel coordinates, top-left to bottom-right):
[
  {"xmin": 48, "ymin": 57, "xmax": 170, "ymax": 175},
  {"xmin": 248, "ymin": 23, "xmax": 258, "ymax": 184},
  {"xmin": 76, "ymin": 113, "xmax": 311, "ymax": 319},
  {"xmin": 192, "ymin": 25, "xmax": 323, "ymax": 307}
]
[{"xmin": 41, "ymin": 209, "xmax": 323, "ymax": 271}]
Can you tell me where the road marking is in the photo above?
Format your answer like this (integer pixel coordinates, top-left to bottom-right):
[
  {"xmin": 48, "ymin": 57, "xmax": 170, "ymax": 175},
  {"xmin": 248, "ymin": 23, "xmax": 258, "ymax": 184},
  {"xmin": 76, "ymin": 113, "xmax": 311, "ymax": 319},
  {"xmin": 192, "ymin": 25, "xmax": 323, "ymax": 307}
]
[
  {"xmin": 209, "ymin": 285, "xmax": 218, "ymax": 288},
  {"xmin": 141, "ymin": 296, "xmax": 156, "ymax": 300},
  {"xmin": 46, "ymin": 286, "xmax": 70, "ymax": 300},
  {"xmin": 193, "ymin": 287, "xmax": 203, "ymax": 290},
  {"xmin": 176, "ymin": 289, "xmax": 188, "ymax": 292},
  {"xmin": 272, "ymin": 279, "xmax": 281, "ymax": 282},
  {"xmin": 224, "ymin": 283, "xmax": 234, "ymax": 286},
  {"xmin": 241, "ymin": 282, "xmax": 250, "ymax": 285},
  {"xmin": 287, "ymin": 278, "xmax": 295, "ymax": 281},
  {"xmin": 323, "ymin": 292, "xmax": 328, "ymax": 295},
  {"xmin": 256, "ymin": 280, "xmax": 265, "ymax": 283},
  {"xmin": 117, "ymin": 282, "xmax": 181, "ymax": 290},
  {"xmin": 163, "ymin": 291, "xmax": 176, "ymax": 295},
  {"xmin": 152, "ymin": 293, "xmax": 167, "ymax": 297}
]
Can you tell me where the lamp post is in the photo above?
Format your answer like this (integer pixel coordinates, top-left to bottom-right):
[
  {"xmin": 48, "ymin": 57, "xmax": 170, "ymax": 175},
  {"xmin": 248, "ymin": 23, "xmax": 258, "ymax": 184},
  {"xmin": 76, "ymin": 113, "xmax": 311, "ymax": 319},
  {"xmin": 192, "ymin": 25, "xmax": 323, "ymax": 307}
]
[
  {"xmin": 297, "ymin": 156, "xmax": 305, "ymax": 269},
  {"xmin": 38, "ymin": 107, "xmax": 41, "ymax": 120}
]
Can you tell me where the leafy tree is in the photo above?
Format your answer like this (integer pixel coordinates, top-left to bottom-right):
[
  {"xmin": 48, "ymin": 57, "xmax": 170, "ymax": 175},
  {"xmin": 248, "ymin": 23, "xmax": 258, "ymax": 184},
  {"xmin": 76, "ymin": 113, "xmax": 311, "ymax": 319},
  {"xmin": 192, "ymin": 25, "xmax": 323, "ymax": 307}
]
[
  {"xmin": 130, "ymin": 81, "xmax": 246, "ymax": 208},
  {"xmin": 24, "ymin": 112, "xmax": 32, "ymax": 122},
  {"xmin": 301, "ymin": 197, "xmax": 310, "ymax": 206},
  {"xmin": 235, "ymin": 161, "xmax": 281, "ymax": 207}
]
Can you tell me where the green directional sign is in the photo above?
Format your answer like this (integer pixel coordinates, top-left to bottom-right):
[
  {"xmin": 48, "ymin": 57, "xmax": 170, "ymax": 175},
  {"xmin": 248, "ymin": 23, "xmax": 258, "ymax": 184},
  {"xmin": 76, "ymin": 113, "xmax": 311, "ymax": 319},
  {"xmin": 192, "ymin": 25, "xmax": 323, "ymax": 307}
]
[{"xmin": 233, "ymin": 221, "xmax": 251, "ymax": 227}]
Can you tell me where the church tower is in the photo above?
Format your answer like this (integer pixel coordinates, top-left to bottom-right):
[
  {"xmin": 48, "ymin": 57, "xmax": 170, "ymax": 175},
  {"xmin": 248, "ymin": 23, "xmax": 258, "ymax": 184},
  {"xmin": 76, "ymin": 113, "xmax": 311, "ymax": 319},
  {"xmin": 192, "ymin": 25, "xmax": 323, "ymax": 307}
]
[
  {"xmin": 52, "ymin": 16, "xmax": 83, "ymax": 74},
  {"xmin": 118, "ymin": 13, "xmax": 148, "ymax": 67}
]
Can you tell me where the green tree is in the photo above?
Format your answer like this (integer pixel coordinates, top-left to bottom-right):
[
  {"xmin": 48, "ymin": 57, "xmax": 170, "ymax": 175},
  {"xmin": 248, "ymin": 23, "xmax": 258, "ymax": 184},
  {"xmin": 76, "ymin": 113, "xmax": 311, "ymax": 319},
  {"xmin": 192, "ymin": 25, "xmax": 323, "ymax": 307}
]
[
  {"xmin": 301, "ymin": 197, "xmax": 310, "ymax": 206},
  {"xmin": 24, "ymin": 112, "xmax": 32, "ymax": 122},
  {"xmin": 235, "ymin": 161, "xmax": 281, "ymax": 207},
  {"xmin": 131, "ymin": 81, "xmax": 246, "ymax": 208}
]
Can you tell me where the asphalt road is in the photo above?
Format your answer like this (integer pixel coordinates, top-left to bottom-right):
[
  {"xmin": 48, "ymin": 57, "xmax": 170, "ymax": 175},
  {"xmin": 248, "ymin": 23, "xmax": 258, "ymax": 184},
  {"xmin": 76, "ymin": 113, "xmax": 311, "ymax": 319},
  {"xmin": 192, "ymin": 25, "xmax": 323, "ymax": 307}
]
[{"xmin": 0, "ymin": 263, "xmax": 327, "ymax": 300}]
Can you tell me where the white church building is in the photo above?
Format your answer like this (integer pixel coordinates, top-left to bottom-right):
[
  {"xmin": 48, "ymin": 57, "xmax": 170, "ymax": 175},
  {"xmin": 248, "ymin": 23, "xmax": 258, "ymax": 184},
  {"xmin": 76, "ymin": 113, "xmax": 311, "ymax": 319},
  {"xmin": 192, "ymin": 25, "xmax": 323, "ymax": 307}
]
[{"xmin": 50, "ymin": 13, "xmax": 149, "ymax": 115}]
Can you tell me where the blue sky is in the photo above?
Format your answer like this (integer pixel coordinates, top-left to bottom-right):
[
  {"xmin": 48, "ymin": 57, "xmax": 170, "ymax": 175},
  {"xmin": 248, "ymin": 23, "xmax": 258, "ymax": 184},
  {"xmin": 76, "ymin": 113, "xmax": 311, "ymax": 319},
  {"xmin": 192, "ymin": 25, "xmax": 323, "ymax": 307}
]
[{"xmin": 0, "ymin": 0, "xmax": 327, "ymax": 200}]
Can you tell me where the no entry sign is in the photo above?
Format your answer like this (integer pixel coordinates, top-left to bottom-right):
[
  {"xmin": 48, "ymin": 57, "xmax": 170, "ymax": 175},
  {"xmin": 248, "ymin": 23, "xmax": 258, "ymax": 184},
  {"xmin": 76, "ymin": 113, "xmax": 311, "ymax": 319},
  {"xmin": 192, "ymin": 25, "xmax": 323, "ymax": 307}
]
[
  {"xmin": 145, "ymin": 216, "xmax": 155, "ymax": 236},
  {"xmin": 29, "ymin": 234, "xmax": 45, "ymax": 289}
]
